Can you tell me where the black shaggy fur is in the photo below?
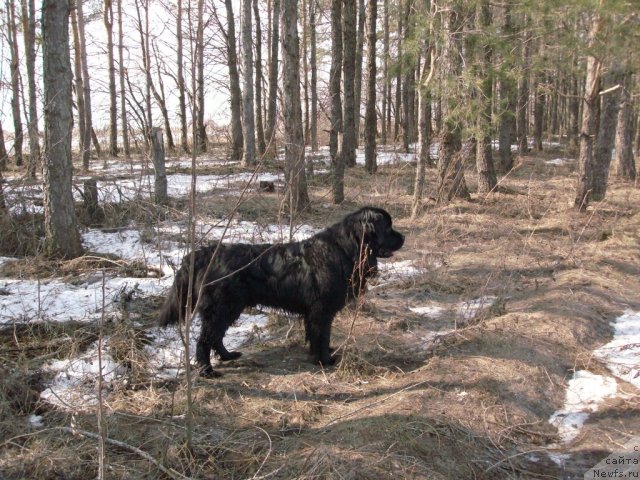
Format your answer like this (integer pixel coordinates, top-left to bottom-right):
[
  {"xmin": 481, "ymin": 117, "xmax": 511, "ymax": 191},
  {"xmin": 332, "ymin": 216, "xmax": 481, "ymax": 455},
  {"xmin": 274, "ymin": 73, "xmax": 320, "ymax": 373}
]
[{"xmin": 158, "ymin": 207, "xmax": 404, "ymax": 377}]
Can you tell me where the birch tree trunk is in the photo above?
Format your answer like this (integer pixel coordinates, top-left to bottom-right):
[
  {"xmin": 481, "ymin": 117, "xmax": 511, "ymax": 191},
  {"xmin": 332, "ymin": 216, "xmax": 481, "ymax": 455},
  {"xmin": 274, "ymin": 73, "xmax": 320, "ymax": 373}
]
[
  {"xmin": 42, "ymin": 0, "xmax": 83, "ymax": 259},
  {"xmin": 176, "ymin": 0, "xmax": 188, "ymax": 153},
  {"xmin": 353, "ymin": 0, "xmax": 366, "ymax": 146},
  {"xmin": 381, "ymin": 0, "xmax": 390, "ymax": 145},
  {"xmin": 195, "ymin": 0, "xmax": 208, "ymax": 153}
]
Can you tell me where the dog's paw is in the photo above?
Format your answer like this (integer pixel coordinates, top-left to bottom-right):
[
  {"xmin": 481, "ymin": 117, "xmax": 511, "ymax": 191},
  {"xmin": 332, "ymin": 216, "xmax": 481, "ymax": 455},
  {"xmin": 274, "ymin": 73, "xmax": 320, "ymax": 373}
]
[
  {"xmin": 218, "ymin": 351, "xmax": 243, "ymax": 362},
  {"xmin": 316, "ymin": 355, "xmax": 337, "ymax": 367},
  {"xmin": 198, "ymin": 364, "xmax": 223, "ymax": 378}
]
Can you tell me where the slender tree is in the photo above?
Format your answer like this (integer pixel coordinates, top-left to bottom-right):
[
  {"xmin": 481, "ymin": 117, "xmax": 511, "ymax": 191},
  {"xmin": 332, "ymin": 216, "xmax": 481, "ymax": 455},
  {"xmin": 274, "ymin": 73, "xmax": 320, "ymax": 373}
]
[
  {"xmin": 254, "ymin": 0, "xmax": 266, "ymax": 156},
  {"xmin": 592, "ymin": 67, "xmax": 623, "ymax": 200},
  {"xmin": 381, "ymin": 0, "xmax": 390, "ymax": 145},
  {"xmin": 309, "ymin": 0, "xmax": 318, "ymax": 152},
  {"xmin": 265, "ymin": 0, "xmax": 280, "ymax": 151},
  {"xmin": 497, "ymin": 3, "xmax": 516, "ymax": 172},
  {"xmin": 195, "ymin": 0, "xmax": 208, "ymax": 152},
  {"xmin": 436, "ymin": 2, "xmax": 470, "ymax": 203},
  {"xmin": 281, "ymin": 0, "xmax": 309, "ymax": 213},
  {"xmin": 342, "ymin": 0, "xmax": 357, "ymax": 168},
  {"xmin": 117, "ymin": 0, "xmax": 130, "ymax": 157},
  {"xmin": 241, "ymin": 0, "xmax": 256, "ymax": 166},
  {"xmin": 104, "ymin": 0, "xmax": 118, "ymax": 157},
  {"xmin": 353, "ymin": 0, "xmax": 366, "ymax": 145},
  {"xmin": 70, "ymin": 4, "xmax": 87, "ymax": 162},
  {"xmin": 0, "ymin": 120, "xmax": 8, "ymax": 170},
  {"xmin": 611, "ymin": 72, "xmax": 636, "ymax": 181},
  {"xmin": 517, "ymin": 15, "xmax": 530, "ymax": 155},
  {"xmin": 76, "ymin": 0, "xmax": 100, "ymax": 165},
  {"xmin": 330, "ymin": 0, "xmax": 344, "ymax": 204},
  {"xmin": 475, "ymin": 0, "xmax": 497, "ymax": 194},
  {"xmin": 222, "ymin": 0, "xmax": 244, "ymax": 161},
  {"xmin": 394, "ymin": 0, "xmax": 403, "ymax": 142},
  {"xmin": 176, "ymin": 0, "xmax": 188, "ymax": 153},
  {"xmin": 6, "ymin": 0, "xmax": 23, "ymax": 167},
  {"xmin": 21, "ymin": 0, "xmax": 40, "ymax": 177},
  {"xmin": 42, "ymin": 0, "xmax": 83, "ymax": 258},
  {"xmin": 363, "ymin": 0, "xmax": 377, "ymax": 174},
  {"xmin": 574, "ymin": 11, "xmax": 603, "ymax": 211}
]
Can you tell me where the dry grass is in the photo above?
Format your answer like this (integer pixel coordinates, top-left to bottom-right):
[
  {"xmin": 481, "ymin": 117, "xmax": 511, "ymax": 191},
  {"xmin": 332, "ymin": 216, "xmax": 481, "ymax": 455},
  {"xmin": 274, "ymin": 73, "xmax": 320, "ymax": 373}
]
[{"xmin": 1, "ymin": 149, "xmax": 639, "ymax": 479}]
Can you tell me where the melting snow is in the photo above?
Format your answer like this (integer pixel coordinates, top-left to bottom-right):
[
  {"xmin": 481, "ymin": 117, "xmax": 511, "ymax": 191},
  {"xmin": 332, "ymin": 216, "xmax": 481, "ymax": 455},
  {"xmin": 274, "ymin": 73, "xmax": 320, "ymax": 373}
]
[
  {"xmin": 594, "ymin": 310, "xmax": 640, "ymax": 389},
  {"xmin": 549, "ymin": 370, "xmax": 617, "ymax": 443}
]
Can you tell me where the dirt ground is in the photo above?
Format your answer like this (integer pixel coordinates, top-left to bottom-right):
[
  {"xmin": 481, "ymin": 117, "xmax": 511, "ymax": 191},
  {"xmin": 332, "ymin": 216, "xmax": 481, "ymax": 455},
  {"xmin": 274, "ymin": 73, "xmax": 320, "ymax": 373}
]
[{"xmin": 1, "ymin": 147, "xmax": 639, "ymax": 479}]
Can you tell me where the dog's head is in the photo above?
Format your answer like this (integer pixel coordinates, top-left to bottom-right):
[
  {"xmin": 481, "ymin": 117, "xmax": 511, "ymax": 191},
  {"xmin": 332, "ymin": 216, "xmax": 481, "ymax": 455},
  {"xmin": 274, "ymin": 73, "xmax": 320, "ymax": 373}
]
[{"xmin": 348, "ymin": 207, "xmax": 405, "ymax": 259}]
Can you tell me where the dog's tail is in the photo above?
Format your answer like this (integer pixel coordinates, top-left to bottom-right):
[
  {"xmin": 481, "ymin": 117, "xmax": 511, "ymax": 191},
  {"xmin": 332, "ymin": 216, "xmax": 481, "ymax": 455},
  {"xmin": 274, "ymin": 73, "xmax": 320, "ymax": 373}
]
[
  {"xmin": 158, "ymin": 268, "xmax": 190, "ymax": 327},
  {"xmin": 158, "ymin": 284, "xmax": 180, "ymax": 326}
]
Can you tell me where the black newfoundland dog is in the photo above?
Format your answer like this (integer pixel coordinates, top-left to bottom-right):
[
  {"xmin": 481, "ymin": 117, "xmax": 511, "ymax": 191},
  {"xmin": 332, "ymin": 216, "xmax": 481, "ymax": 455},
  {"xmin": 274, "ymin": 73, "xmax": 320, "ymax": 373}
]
[{"xmin": 158, "ymin": 207, "xmax": 404, "ymax": 377}]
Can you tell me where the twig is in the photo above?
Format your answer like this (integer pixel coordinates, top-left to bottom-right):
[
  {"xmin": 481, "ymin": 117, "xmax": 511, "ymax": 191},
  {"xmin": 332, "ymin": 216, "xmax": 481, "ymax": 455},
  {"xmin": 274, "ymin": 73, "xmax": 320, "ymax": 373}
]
[
  {"xmin": 321, "ymin": 380, "xmax": 430, "ymax": 429},
  {"xmin": 52, "ymin": 426, "xmax": 193, "ymax": 480}
]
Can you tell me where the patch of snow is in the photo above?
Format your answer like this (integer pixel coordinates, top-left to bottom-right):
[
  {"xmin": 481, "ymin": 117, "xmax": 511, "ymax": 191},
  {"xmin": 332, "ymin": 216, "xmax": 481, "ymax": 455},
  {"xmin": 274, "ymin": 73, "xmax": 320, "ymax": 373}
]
[
  {"xmin": 0, "ymin": 276, "xmax": 171, "ymax": 325},
  {"xmin": 457, "ymin": 296, "xmax": 497, "ymax": 320},
  {"xmin": 548, "ymin": 370, "xmax": 617, "ymax": 443},
  {"xmin": 40, "ymin": 340, "xmax": 126, "ymax": 411},
  {"xmin": 29, "ymin": 414, "xmax": 44, "ymax": 428},
  {"xmin": 377, "ymin": 260, "xmax": 427, "ymax": 283},
  {"xmin": 409, "ymin": 305, "xmax": 445, "ymax": 317},
  {"xmin": 594, "ymin": 310, "xmax": 640, "ymax": 389},
  {"xmin": 545, "ymin": 158, "xmax": 573, "ymax": 166},
  {"xmin": 146, "ymin": 313, "xmax": 269, "ymax": 379}
]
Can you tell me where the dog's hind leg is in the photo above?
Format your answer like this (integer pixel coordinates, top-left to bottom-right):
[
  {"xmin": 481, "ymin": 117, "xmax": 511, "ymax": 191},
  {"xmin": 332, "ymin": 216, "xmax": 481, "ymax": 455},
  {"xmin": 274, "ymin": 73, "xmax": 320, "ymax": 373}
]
[{"xmin": 305, "ymin": 310, "xmax": 336, "ymax": 366}]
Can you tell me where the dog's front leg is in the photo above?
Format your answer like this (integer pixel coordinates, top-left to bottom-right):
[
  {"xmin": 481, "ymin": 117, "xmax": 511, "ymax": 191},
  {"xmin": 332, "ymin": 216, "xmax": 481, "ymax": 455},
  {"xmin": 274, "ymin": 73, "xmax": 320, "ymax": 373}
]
[{"xmin": 196, "ymin": 320, "xmax": 222, "ymax": 378}]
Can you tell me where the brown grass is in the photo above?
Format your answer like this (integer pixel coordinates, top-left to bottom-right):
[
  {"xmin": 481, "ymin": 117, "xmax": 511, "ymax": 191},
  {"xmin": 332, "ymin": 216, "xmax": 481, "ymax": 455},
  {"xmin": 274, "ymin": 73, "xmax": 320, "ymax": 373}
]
[{"xmin": 1, "ymin": 149, "xmax": 639, "ymax": 479}]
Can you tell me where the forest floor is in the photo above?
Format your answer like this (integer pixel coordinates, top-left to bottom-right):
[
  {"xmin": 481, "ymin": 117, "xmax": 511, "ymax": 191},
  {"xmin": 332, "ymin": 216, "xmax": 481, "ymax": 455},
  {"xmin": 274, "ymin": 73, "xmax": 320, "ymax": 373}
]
[{"xmin": 0, "ymin": 143, "xmax": 639, "ymax": 479}]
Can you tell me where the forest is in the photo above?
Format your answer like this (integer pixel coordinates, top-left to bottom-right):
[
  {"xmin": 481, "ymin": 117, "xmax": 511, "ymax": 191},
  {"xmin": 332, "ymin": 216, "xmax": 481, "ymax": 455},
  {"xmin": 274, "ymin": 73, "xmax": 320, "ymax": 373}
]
[{"xmin": 0, "ymin": 0, "xmax": 639, "ymax": 479}]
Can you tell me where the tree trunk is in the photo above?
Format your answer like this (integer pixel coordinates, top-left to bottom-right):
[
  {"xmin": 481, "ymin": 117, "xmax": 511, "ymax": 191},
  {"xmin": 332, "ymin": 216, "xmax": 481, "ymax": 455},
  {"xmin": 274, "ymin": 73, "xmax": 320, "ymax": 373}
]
[
  {"xmin": 196, "ymin": 0, "xmax": 208, "ymax": 153},
  {"xmin": 342, "ymin": 0, "xmax": 357, "ymax": 168},
  {"xmin": 76, "ymin": 0, "xmax": 99, "ymax": 165},
  {"xmin": 302, "ymin": 0, "xmax": 310, "ymax": 149},
  {"xmin": 394, "ymin": 1, "xmax": 403, "ymax": 142},
  {"xmin": 150, "ymin": 42, "xmax": 176, "ymax": 151},
  {"xmin": 592, "ymin": 68, "xmax": 623, "ymax": 201},
  {"xmin": 176, "ymin": 0, "xmax": 188, "ymax": 153},
  {"xmin": 381, "ymin": 0, "xmax": 390, "ymax": 145},
  {"xmin": 242, "ymin": 0, "xmax": 256, "ymax": 166},
  {"xmin": 21, "ymin": 0, "xmax": 40, "ymax": 177},
  {"xmin": 309, "ymin": 0, "xmax": 318, "ymax": 152},
  {"xmin": 611, "ymin": 73, "xmax": 636, "ymax": 181},
  {"xmin": 436, "ymin": 2, "xmax": 470, "ymax": 203},
  {"xmin": 224, "ymin": 0, "xmax": 244, "ymax": 162},
  {"xmin": 574, "ymin": 13, "xmax": 603, "ymax": 212},
  {"xmin": 330, "ymin": 0, "xmax": 344, "ymax": 204},
  {"xmin": 6, "ymin": 0, "xmax": 23, "ymax": 167},
  {"xmin": 149, "ymin": 128, "xmax": 168, "ymax": 205},
  {"xmin": 497, "ymin": 6, "xmax": 517, "ymax": 173},
  {"xmin": 0, "ymin": 120, "xmax": 8, "ymax": 170},
  {"xmin": 353, "ymin": 0, "xmax": 366, "ymax": 146},
  {"xmin": 104, "ymin": 0, "xmax": 118, "ymax": 157},
  {"xmin": 70, "ymin": 5, "xmax": 87, "ymax": 165},
  {"xmin": 117, "ymin": 0, "xmax": 130, "ymax": 157},
  {"xmin": 134, "ymin": 0, "xmax": 152, "ymax": 143},
  {"xmin": 517, "ymin": 16, "xmax": 530, "ymax": 155},
  {"xmin": 401, "ymin": 0, "xmax": 415, "ymax": 153},
  {"xmin": 363, "ymin": 0, "xmax": 377, "ymax": 174},
  {"xmin": 533, "ymin": 77, "xmax": 545, "ymax": 151},
  {"xmin": 265, "ymin": 0, "xmax": 280, "ymax": 152},
  {"xmin": 254, "ymin": 0, "xmax": 266, "ymax": 156},
  {"xmin": 281, "ymin": 0, "xmax": 309, "ymax": 214},
  {"xmin": 568, "ymin": 74, "xmax": 580, "ymax": 152},
  {"xmin": 42, "ymin": 0, "xmax": 83, "ymax": 259},
  {"xmin": 475, "ymin": 0, "xmax": 497, "ymax": 194}
]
